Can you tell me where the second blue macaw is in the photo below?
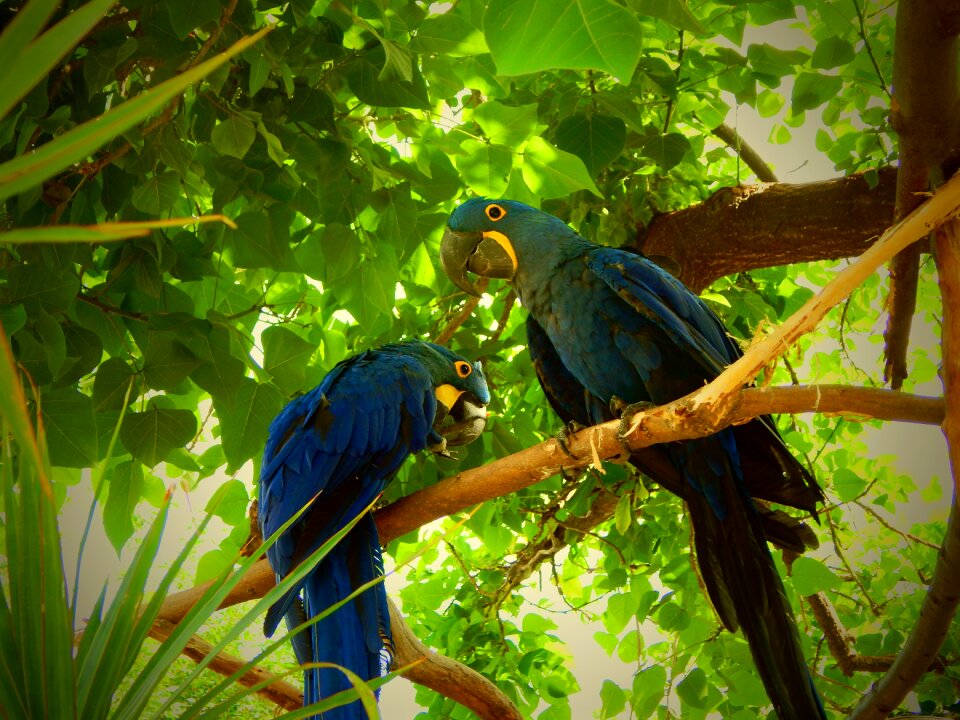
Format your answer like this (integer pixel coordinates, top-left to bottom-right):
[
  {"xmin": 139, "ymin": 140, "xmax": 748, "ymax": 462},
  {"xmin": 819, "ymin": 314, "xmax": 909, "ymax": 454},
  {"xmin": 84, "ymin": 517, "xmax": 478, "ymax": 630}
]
[
  {"xmin": 440, "ymin": 198, "xmax": 826, "ymax": 720},
  {"xmin": 259, "ymin": 340, "xmax": 490, "ymax": 719}
]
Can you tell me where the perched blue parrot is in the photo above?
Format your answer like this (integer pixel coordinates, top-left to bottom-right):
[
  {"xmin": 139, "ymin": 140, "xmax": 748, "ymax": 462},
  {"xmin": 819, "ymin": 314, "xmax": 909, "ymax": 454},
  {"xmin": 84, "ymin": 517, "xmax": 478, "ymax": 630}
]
[
  {"xmin": 258, "ymin": 340, "xmax": 490, "ymax": 718},
  {"xmin": 440, "ymin": 198, "xmax": 826, "ymax": 720}
]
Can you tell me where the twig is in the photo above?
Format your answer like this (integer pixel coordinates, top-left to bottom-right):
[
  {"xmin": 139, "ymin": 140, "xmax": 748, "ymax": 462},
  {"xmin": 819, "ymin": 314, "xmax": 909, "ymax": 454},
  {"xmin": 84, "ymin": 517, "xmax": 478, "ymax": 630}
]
[
  {"xmin": 434, "ymin": 279, "xmax": 489, "ymax": 345},
  {"xmin": 76, "ymin": 292, "xmax": 147, "ymax": 322},
  {"xmin": 711, "ymin": 123, "xmax": 778, "ymax": 183}
]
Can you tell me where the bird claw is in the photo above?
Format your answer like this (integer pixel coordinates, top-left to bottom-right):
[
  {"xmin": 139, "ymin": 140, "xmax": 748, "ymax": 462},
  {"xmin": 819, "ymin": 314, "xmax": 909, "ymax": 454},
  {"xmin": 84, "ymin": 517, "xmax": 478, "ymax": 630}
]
[
  {"xmin": 556, "ymin": 420, "xmax": 584, "ymax": 457},
  {"xmin": 430, "ymin": 437, "xmax": 458, "ymax": 460},
  {"xmin": 613, "ymin": 398, "xmax": 656, "ymax": 451}
]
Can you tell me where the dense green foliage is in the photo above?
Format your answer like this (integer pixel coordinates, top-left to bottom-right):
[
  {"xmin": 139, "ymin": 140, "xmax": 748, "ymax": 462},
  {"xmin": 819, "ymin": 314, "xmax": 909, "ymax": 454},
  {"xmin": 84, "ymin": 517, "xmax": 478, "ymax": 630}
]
[{"xmin": 0, "ymin": 0, "xmax": 955, "ymax": 718}]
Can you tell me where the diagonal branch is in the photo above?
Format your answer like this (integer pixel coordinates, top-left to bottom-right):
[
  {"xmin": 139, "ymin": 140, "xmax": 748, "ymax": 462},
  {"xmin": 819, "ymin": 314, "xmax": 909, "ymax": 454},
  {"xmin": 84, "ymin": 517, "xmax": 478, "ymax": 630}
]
[{"xmin": 710, "ymin": 123, "xmax": 778, "ymax": 183}]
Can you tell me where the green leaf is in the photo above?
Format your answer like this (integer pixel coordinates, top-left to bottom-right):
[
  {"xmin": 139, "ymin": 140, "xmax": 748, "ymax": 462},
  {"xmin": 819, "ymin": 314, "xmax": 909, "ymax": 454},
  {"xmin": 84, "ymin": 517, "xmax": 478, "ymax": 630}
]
[
  {"xmin": 142, "ymin": 335, "xmax": 202, "ymax": 391},
  {"xmin": 120, "ymin": 406, "xmax": 198, "ymax": 467},
  {"xmin": 554, "ymin": 114, "xmax": 626, "ymax": 175},
  {"xmin": 633, "ymin": 664, "xmax": 667, "ymax": 717},
  {"xmin": 41, "ymin": 388, "xmax": 98, "ymax": 467},
  {"xmin": 639, "ymin": 131, "xmax": 690, "ymax": 170},
  {"xmin": 378, "ymin": 40, "xmax": 414, "ymax": 83},
  {"xmin": 676, "ymin": 667, "xmax": 709, "ymax": 709},
  {"xmin": 211, "ymin": 116, "xmax": 256, "ymax": 159},
  {"xmin": 614, "ymin": 493, "xmax": 633, "ymax": 535},
  {"xmin": 263, "ymin": 325, "xmax": 315, "ymax": 395},
  {"xmin": 345, "ymin": 45, "xmax": 430, "ymax": 109},
  {"xmin": 0, "ymin": 304, "xmax": 27, "ymax": 335},
  {"xmin": 215, "ymin": 379, "xmax": 283, "ymax": 471},
  {"xmin": 811, "ymin": 36, "xmax": 855, "ymax": 69},
  {"xmin": 628, "ymin": 0, "xmax": 706, "ymax": 35},
  {"xmin": 412, "ymin": 12, "xmax": 488, "ymax": 57},
  {"xmin": 790, "ymin": 556, "xmax": 841, "ymax": 596},
  {"xmin": 5, "ymin": 265, "xmax": 79, "ymax": 314},
  {"xmin": 316, "ymin": 223, "xmax": 362, "ymax": 284},
  {"xmin": 103, "ymin": 461, "xmax": 144, "ymax": 553},
  {"xmin": 131, "ymin": 171, "xmax": 181, "ymax": 215},
  {"xmin": 0, "ymin": 0, "xmax": 117, "ymax": 121},
  {"xmin": 521, "ymin": 136, "xmax": 601, "ymax": 198},
  {"xmin": 453, "ymin": 139, "xmax": 513, "ymax": 196},
  {"xmin": 205, "ymin": 478, "xmax": 249, "ymax": 527},
  {"xmin": 0, "ymin": 27, "xmax": 271, "ymax": 203},
  {"xmin": 473, "ymin": 101, "xmax": 539, "ymax": 146},
  {"xmin": 165, "ymin": 0, "xmax": 222, "ymax": 40},
  {"xmin": 833, "ymin": 466, "xmax": 867, "ymax": 501},
  {"xmin": 484, "ymin": 0, "xmax": 643, "ymax": 80},
  {"xmin": 338, "ymin": 249, "xmax": 399, "ymax": 328},
  {"xmin": 791, "ymin": 71, "xmax": 843, "ymax": 113},
  {"xmin": 600, "ymin": 680, "xmax": 627, "ymax": 719}
]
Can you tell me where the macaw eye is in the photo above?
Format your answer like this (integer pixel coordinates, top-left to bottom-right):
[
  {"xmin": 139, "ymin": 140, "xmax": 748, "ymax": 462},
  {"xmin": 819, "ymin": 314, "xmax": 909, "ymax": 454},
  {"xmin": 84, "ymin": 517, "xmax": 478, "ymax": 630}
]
[
  {"xmin": 485, "ymin": 204, "xmax": 506, "ymax": 221},
  {"xmin": 454, "ymin": 360, "xmax": 472, "ymax": 378}
]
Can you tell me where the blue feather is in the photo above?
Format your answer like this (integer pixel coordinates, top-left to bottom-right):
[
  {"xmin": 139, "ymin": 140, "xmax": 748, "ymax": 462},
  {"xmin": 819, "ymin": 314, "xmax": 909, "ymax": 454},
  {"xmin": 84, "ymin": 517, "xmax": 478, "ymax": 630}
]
[
  {"xmin": 259, "ymin": 340, "xmax": 488, "ymax": 719},
  {"xmin": 444, "ymin": 199, "xmax": 827, "ymax": 720}
]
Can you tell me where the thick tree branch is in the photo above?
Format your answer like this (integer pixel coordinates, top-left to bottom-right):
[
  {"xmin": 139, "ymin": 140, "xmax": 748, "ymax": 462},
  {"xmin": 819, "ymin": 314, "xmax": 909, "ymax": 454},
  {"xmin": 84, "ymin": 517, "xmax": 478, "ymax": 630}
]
[
  {"xmin": 849, "ymin": 218, "xmax": 960, "ymax": 719},
  {"xmin": 884, "ymin": 0, "xmax": 960, "ymax": 388},
  {"xmin": 637, "ymin": 168, "xmax": 897, "ymax": 294},
  {"xmin": 388, "ymin": 600, "xmax": 522, "ymax": 720}
]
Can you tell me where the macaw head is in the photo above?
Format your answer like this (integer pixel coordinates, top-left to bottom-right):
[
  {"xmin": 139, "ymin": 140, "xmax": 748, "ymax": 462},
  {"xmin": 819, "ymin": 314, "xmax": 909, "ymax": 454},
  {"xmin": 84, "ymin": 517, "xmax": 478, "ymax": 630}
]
[
  {"xmin": 440, "ymin": 198, "xmax": 576, "ymax": 297},
  {"xmin": 397, "ymin": 340, "xmax": 490, "ymax": 447}
]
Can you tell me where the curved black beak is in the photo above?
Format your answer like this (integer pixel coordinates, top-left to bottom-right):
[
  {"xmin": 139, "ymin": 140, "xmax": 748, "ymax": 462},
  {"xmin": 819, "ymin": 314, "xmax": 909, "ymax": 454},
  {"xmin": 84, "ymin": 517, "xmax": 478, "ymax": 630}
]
[
  {"xmin": 432, "ymin": 392, "xmax": 487, "ymax": 448},
  {"xmin": 440, "ymin": 228, "xmax": 516, "ymax": 297}
]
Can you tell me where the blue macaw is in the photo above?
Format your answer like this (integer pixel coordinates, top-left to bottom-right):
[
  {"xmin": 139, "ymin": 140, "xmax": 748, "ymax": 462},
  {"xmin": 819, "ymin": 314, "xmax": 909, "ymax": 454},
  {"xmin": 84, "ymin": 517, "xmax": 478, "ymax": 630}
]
[
  {"xmin": 440, "ymin": 198, "xmax": 826, "ymax": 720},
  {"xmin": 258, "ymin": 340, "xmax": 490, "ymax": 718}
]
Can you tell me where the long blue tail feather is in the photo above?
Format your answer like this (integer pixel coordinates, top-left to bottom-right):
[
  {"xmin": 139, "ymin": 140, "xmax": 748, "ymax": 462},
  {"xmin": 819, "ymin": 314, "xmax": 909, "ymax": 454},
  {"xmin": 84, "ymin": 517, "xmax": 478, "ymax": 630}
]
[
  {"xmin": 680, "ymin": 435, "xmax": 826, "ymax": 720},
  {"xmin": 302, "ymin": 513, "xmax": 390, "ymax": 719}
]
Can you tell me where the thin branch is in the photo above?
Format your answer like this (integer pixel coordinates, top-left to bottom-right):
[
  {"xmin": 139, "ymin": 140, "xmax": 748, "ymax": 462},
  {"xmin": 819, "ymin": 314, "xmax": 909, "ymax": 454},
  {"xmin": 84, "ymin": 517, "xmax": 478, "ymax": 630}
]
[
  {"xmin": 710, "ymin": 123, "xmax": 778, "ymax": 183},
  {"xmin": 149, "ymin": 619, "xmax": 302, "ymax": 710},
  {"xmin": 434, "ymin": 278, "xmax": 489, "ymax": 345},
  {"xmin": 76, "ymin": 292, "xmax": 147, "ymax": 322}
]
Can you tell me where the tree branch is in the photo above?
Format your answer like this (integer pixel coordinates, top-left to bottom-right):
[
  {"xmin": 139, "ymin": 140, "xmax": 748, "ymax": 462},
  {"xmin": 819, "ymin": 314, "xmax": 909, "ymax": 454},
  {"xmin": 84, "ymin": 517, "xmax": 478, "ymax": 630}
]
[
  {"xmin": 149, "ymin": 619, "xmax": 302, "ymax": 711},
  {"xmin": 693, "ymin": 169, "xmax": 960, "ymax": 409},
  {"xmin": 388, "ymin": 600, "xmax": 523, "ymax": 720},
  {"xmin": 849, "ymin": 218, "xmax": 960, "ymax": 719},
  {"xmin": 883, "ymin": 0, "xmax": 960, "ymax": 388},
  {"xmin": 711, "ymin": 123, "xmax": 779, "ymax": 183},
  {"xmin": 637, "ymin": 168, "xmax": 897, "ymax": 294}
]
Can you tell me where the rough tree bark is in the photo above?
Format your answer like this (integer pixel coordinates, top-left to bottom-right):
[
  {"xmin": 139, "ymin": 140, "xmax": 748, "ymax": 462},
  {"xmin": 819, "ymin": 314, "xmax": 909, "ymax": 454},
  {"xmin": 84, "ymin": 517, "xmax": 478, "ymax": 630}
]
[
  {"xmin": 884, "ymin": 0, "xmax": 960, "ymax": 388},
  {"xmin": 636, "ymin": 168, "xmax": 897, "ymax": 294}
]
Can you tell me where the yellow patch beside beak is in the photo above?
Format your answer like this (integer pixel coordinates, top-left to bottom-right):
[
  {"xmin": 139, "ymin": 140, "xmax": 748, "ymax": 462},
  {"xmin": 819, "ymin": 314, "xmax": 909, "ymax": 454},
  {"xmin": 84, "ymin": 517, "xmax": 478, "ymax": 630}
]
[
  {"xmin": 435, "ymin": 384, "xmax": 464, "ymax": 410},
  {"xmin": 481, "ymin": 230, "xmax": 518, "ymax": 272}
]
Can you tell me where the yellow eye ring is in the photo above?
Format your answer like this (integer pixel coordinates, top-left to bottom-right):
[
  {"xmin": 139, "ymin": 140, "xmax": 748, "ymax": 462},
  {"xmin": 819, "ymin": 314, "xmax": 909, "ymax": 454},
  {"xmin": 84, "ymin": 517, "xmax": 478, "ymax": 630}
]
[
  {"xmin": 485, "ymin": 203, "xmax": 506, "ymax": 221},
  {"xmin": 454, "ymin": 360, "xmax": 472, "ymax": 378}
]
